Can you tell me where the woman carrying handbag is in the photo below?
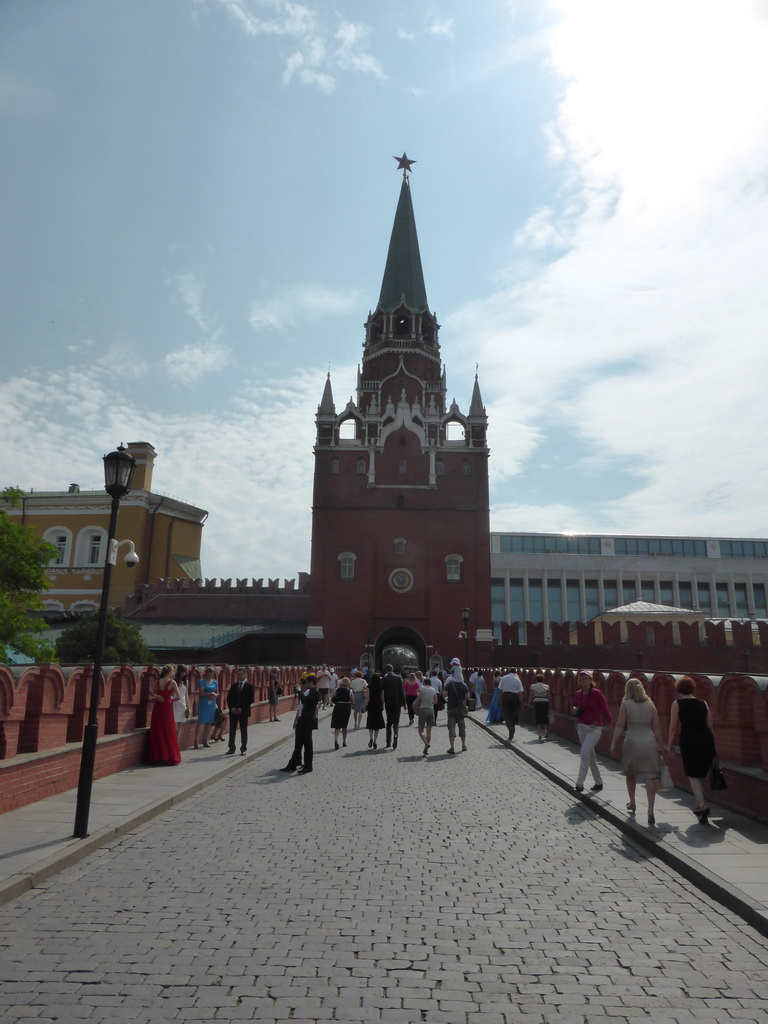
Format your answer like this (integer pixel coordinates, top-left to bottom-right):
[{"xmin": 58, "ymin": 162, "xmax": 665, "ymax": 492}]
[{"xmin": 667, "ymin": 676, "xmax": 717, "ymax": 823}]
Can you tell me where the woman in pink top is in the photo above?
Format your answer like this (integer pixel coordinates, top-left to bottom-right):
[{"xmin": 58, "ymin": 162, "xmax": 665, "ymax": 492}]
[
  {"xmin": 572, "ymin": 669, "xmax": 612, "ymax": 793},
  {"xmin": 403, "ymin": 672, "xmax": 421, "ymax": 725}
]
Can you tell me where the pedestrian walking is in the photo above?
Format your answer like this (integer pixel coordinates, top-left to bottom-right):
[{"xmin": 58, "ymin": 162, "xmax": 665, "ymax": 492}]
[
  {"xmin": 331, "ymin": 677, "xmax": 353, "ymax": 749},
  {"xmin": 316, "ymin": 664, "xmax": 332, "ymax": 707},
  {"xmin": 444, "ymin": 669, "xmax": 469, "ymax": 755},
  {"xmin": 572, "ymin": 669, "xmax": 612, "ymax": 793},
  {"xmin": 666, "ymin": 675, "xmax": 717, "ymax": 823},
  {"xmin": 430, "ymin": 668, "xmax": 445, "ymax": 723},
  {"xmin": 365, "ymin": 672, "xmax": 385, "ymax": 749},
  {"xmin": 610, "ymin": 678, "xmax": 664, "ymax": 825},
  {"xmin": 350, "ymin": 670, "xmax": 367, "ymax": 730},
  {"xmin": 194, "ymin": 666, "xmax": 219, "ymax": 749},
  {"xmin": 173, "ymin": 664, "xmax": 189, "ymax": 739},
  {"xmin": 267, "ymin": 667, "xmax": 282, "ymax": 722},
  {"xmin": 498, "ymin": 667, "xmax": 524, "ymax": 741},
  {"xmin": 226, "ymin": 666, "xmax": 254, "ymax": 756},
  {"xmin": 486, "ymin": 671, "xmax": 503, "ymax": 724},
  {"xmin": 280, "ymin": 674, "xmax": 320, "ymax": 774},
  {"xmin": 469, "ymin": 668, "xmax": 485, "ymax": 710},
  {"xmin": 528, "ymin": 671, "xmax": 551, "ymax": 741},
  {"xmin": 404, "ymin": 671, "xmax": 420, "ymax": 724},
  {"xmin": 381, "ymin": 664, "xmax": 406, "ymax": 749},
  {"xmin": 413, "ymin": 676, "xmax": 438, "ymax": 756}
]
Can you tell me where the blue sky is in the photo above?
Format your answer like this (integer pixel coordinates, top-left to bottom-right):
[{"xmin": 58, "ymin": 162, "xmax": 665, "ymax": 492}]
[{"xmin": 3, "ymin": 0, "xmax": 768, "ymax": 581}]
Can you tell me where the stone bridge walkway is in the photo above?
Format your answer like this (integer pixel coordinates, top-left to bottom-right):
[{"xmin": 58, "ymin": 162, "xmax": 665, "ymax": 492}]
[{"xmin": 0, "ymin": 718, "xmax": 766, "ymax": 1023}]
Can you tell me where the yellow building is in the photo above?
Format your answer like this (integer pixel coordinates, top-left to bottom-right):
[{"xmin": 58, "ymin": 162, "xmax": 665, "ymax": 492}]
[{"xmin": 5, "ymin": 442, "xmax": 207, "ymax": 613}]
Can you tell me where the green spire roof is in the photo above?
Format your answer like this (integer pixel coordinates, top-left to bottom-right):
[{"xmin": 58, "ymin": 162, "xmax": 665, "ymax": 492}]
[{"xmin": 377, "ymin": 177, "xmax": 429, "ymax": 314}]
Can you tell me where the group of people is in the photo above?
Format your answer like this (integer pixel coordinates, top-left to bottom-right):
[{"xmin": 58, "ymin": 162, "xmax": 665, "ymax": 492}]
[
  {"xmin": 147, "ymin": 663, "xmax": 283, "ymax": 766},
  {"xmin": 280, "ymin": 658, "xmax": 476, "ymax": 774},
  {"xmin": 149, "ymin": 660, "xmax": 721, "ymax": 827},
  {"xmin": 485, "ymin": 666, "xmax": 719, "ymax": 827}
]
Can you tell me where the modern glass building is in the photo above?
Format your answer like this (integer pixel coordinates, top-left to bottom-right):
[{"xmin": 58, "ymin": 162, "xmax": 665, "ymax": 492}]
[{"xmin": 490, "ymin": 532, "xmax": 768, "ymax": 642}]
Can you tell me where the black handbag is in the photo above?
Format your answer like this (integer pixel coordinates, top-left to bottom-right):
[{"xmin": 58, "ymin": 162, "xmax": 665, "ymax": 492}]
[{"xmin": 710, "ymin": 755, "xmax": 727, "ymax": 791}]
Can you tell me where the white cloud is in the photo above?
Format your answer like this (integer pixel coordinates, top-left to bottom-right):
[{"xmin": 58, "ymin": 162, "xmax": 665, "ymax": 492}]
[
  {"xmin": 0, "ymin": 362, "xmax": 342, "ymax": 578},
  {"xmin": 164, "ymin": 341, "xmax": 231, "ymax": 384},
  {"xmin": 249, "ymin": 284, "xmax": 358, "ymax": 330},
  {"xmin": 428, "ymin": 18, "xmax": 454, "ymax": 39},
  {"xmin": 173, "ymin": 271, "xmax": 217, "ymax": 334},
  {"xmin": 453, "ymin": 0, "xmax": 768, "ymax": 538},
  {"xmin": 201, "ymin": 0, "xmax": 384, "ymax": 91},
  {"xmin": 165, "ymin": 272, "xmax": 230, "ymax": 382}
]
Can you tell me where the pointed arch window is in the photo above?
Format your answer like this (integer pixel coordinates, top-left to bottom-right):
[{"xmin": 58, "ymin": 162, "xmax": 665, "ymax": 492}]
[
  {"xmin": 356, "ymin": 457, "xmax": 366, "ymax": 475},
  {"xmin": 330, "ymin": 457, "xmax": 339, "ymax": 474},
  {"xmin": 435, "ymin": 459, "xmax": 445, "ymax": 476},
  {"xmin": 462, "ymin": 459, "xmax": 471, "ymax": 477}
]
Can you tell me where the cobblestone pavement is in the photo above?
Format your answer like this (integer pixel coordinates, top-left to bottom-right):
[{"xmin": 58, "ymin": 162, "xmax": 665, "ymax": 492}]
[{"xmin": 1, "ymin": 723, "xmax": 767, "ymax": 1024}]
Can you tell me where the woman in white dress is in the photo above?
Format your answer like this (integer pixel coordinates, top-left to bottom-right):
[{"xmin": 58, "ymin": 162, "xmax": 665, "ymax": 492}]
[
  {"xmin": 610, "ymin": 677, "xmax": 665, "ymax": 826},
  {"xmin": 173, "ymin": 664, "xmax": 189, "ymax": 739}
]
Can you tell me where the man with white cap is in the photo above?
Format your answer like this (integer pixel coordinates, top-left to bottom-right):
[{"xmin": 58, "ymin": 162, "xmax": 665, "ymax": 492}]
[{"xmin": 445, "ymin": 658, "xmax": 469, "ymax": 754}]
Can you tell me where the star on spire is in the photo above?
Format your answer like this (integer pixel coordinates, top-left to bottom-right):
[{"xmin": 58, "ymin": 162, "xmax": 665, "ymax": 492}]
[{"xmin": 393, "ymin": 152, "xmax": 416, "ymax": 178}]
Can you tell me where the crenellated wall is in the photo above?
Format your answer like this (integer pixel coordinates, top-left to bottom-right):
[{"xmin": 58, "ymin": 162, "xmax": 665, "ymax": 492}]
[
  {"xmin": 0, "ymin": 663, "xmax": 305, "ymax": 813},
  {"xmin": 3, "ymin": 659, "xmax": 767, "ymax": 823},
  {"xmin": 496, "ymin": 619, "xmax": 768, "ymax": 673},
  {"xmin": 122, "ymin": 575, "xmax": 311, "ymax": 622},
  {"xmin": 482, "ymin": 666, "xmax": 768, "ymax": 824}
]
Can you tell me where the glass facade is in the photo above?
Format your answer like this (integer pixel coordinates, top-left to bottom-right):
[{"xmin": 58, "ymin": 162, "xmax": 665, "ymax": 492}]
[
  {"xmin": 566, "ymin": 580, "xmax": 581, "ymax": 622},
  {"xmin": 499, "ymin": 534, "xmax": 601, "ymax": 554},
  {"xmin": 720, "ymin": 540, "xmax": 768, "ymax": 559},
  {"xmin": 490, "ymin": 533, "xmax": 768, "ymax": 628},
  {"xmin": 697, "ymin": 582, "xmax": 712, "ymax": 614},
  {"xmin": 614, "ymin": 537, "xmax": 707, "ymax": 557},
  {"xmin": 528, "ymin": 579, "xmax": 543, "ymax": 621},
  {"xmin": 547, "ymin": 580, "xmax": 563, "ymax": 622}
]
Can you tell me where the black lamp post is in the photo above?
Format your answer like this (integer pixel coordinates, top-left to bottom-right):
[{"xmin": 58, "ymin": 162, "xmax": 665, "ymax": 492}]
[
  {"xmin": 461, "ymin": 605, "xmax": 470, "ymax": 670},
  {"xmin": 73, "ymin": 445, "xmax": 136, "ymax": 839}
]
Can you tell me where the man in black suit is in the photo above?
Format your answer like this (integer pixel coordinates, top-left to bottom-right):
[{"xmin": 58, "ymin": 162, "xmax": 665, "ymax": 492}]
[
  {"xmin": 280, "ymin": 674, "xmax": 320, "ymax": 774},
  {"xmin": 381, "ymin": 664, "xmax": 406, "ymax": 750},
  {"xmin": 226, "ymin": 666, "xmax": 255, "ymax": 755}
]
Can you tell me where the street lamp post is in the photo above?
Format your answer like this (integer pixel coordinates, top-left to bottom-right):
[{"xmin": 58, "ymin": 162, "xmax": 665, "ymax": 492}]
[
  {"xmin": 73, "ymin": 445, "xmax": 136, "ymax": 839},
  {"xmin": 461, "ymin": 605, "xmax": 470, "ymax": 671}
]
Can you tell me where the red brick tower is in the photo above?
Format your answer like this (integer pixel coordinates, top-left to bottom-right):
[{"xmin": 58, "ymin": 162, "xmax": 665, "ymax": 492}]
[{"xmin": 306, "ymin": 164, "xmax": 493, "ymax": 672}]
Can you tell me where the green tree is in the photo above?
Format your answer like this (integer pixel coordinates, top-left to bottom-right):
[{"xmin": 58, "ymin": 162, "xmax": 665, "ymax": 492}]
[
  {"xmin": 55, "ymin": 610, "xmax": 155, "ymax": 664},
  {"xmin": 0, "ymin": 487, "xmax": 57, "ymax": 663}
]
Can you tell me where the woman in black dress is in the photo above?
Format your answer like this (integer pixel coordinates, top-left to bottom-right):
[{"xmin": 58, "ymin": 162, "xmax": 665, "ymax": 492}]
[
  {"xmin": 365, "ymin": 672, "xmax": 385, "ymax": 749},
  {"xmin": 667, "ymin": 675, "xmax": 717, "ymax": 822},
  {"xmin": 331, "ymin": 676, "xmax": 353, "ymax": 749}
]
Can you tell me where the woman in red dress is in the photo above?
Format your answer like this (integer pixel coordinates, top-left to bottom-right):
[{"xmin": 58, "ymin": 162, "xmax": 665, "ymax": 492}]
[{"xmin": 147, "ymin": 664, "xmax": 182, "ymax": 766}]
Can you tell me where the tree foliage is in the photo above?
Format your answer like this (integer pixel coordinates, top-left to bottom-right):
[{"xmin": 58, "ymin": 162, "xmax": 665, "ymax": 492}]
[
  {"xmin": 0, "ymin": 487, "xmax": 57, "ymax": 662},
  {"xmin": 55, "ymin": 610, "xmax": 155, "ymax": 665}
]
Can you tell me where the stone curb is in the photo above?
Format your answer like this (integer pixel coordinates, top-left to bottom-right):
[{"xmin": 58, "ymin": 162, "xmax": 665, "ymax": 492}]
[{"xmin": 468, "ymin": 715, "xmax": 768, "ymax": 941}]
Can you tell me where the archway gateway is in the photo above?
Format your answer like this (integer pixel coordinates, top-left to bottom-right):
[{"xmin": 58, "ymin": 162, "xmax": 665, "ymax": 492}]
[
  {"xmin": 374, "ymin": 626, "xmax": 426, "ymax": 672},
  {"xmin": 380, "ymin": 644, "xmax": 419, "ymax": 674}
]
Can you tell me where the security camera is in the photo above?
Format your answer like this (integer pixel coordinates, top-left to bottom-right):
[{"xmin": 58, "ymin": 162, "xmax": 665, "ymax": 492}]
[{"xmin": 122, "ymin": 540, "xmax": 140, "ymax": 568}]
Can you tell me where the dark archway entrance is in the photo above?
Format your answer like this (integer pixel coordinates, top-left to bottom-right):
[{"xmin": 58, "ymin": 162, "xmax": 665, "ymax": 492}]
[{"xmin": 375, "ymin": 626, "xmax": 426, "ymax": 672}]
